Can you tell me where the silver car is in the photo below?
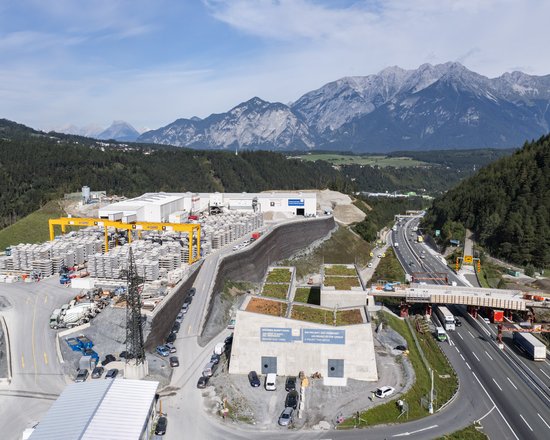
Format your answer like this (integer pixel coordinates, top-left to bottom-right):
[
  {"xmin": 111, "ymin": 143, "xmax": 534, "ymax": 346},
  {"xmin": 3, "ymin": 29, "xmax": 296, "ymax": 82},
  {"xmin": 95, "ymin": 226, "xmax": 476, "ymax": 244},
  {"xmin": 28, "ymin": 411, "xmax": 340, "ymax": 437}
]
[{"xmin": 278, "ymin": 407, "xmax": 293, "ymax": 426}]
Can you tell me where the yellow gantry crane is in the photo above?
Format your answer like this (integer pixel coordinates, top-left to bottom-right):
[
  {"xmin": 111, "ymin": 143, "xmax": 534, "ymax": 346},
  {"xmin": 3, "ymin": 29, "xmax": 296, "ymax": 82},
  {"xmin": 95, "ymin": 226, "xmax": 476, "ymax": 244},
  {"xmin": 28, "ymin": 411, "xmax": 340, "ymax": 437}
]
[{"xmin": 48, "ymin": 217, "xmax": 201, "ymax": 263}]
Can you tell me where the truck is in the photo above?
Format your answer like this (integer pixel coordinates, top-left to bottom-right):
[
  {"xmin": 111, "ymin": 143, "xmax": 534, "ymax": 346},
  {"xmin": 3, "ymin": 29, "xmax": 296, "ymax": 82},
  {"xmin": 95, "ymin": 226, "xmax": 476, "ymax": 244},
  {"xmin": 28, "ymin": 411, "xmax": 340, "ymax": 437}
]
[
  {"xmin": 49, "ymin": 309, "xmax": 62, "ymax": 329},
  {"xmin": 513, "ymin": 332, "xmax": 546, "ymax": 361},
  {"xmin": 417, "ymin": 235, "xmax": 424, "ymax": 243},
  {"xmin": 62, "ymin": 304, "xmax": 95, "ymax": 328},
  {"xmin": 436, "ymin": 306, "xmax": 455, "ymax": 331}
]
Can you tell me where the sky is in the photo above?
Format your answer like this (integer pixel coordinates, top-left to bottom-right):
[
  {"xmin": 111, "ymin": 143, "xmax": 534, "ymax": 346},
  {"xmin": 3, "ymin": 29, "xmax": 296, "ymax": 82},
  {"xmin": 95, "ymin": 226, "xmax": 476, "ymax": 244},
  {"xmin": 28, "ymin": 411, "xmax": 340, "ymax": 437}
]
[{"xmin": 1, "ymin": 0, "xmax": 549, "ymax": 132}]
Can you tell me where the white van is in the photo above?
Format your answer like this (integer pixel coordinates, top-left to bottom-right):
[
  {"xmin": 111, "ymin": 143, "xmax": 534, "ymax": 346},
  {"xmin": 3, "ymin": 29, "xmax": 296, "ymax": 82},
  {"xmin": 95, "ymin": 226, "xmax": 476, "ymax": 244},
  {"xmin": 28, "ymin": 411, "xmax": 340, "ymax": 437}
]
[
  {"xmin": 265, "ymin": 373, "xmax": 277, "ymax": 391},
  {"xmin": 214, "ymin": 342, "xmax": 225, "ymax": 355}
]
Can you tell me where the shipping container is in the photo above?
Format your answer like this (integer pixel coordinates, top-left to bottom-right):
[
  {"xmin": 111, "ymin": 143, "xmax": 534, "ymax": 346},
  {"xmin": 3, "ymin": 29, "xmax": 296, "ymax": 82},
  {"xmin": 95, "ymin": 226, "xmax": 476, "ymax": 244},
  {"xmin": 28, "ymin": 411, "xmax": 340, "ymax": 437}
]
[
  {"xmin": 513, "ymin": 332, "xmax": 546, "ymax": 361},
  {"xmin": 491, "ymin": 309, "xmax": 504, "ymax": 323}
]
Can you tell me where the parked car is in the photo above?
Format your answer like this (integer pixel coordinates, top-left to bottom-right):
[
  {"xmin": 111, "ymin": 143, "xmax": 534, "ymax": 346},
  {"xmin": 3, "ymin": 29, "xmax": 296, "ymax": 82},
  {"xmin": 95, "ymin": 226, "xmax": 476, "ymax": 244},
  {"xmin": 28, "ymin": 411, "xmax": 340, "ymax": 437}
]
[
  {"xmin": 169, "ymin": 356, "xmax": 179, "ymax": 367},
  {"xmin": 197, "ymin": 376, "xmax": 209, "ymax": 389},
  {"xmin": 285, "ymin": 390, "xmax": 299, "ymax": 409},
  {"xmin": 375, "ymin": 386, "xmax": 395, "ymax": 398},
  {"xmin": 75, "ymin": 369, "xmax": 89, "ymax": 383},
  {"xmin": 367, "ymin": 262, "xmax": 373, "ymax": 268},
  {"xmin": 91, "ymin": 366, "xmax": 104, "ymax": 379},
  {"xmin": 105, "ymin": 368, "xmax": 118, "ymax": 379},
  {"xmin": 214, "ymin": 342, "xmax": 225, "ymax": 355},
  {"xmin": 210, "ymin": 353, "xmax": 220, "ymax": 365},
  {"xmin": 285, "ymin": 376, "xmax": 297, "ymax": 392},
  {"xmin": 224, "ymin": 334, "xmax": 234, "ymax": 345},
  {"xmin": 189, "ymin": 287, "xmax": 196, "ymax": 297},
  {"xmin": 155, "ymin": 416, "xmax": 168, "ymax": 436},
  {"xmin": 156, "ymin": 345, "xmax": 170, "ymax": 357},
  {"xmin": 176, "ymin": 312, "xmax": 184, "ymax": 320},
  {"xmin": 172, "ymin": 322, "xmax": 180, "ymax": 333},
  {"xmin": 278, "ymin": 407, "xmax": 293, "ymax": 426},
  {"xmin": 185, "ymin": 296, "xmax": 192, "ymax": 305},
  {"xmin": 181, "ymin": 304, "xmax": 189, "ymax": 314},
  {"xmin": 166, "ymin": 332, "xmax": 177, "ymax": 343},
  {"xmin": 265, "ymin": 373, "xmax": 277, "ymax": 391},
  {"xmin": 394, "ymin": 345, "xmax": 407, "ymax": 352},
  {"xmin": 119, "ymin": 350, "xmax": 133, "ymax": 359},
  {"xmin": 102, "ymin": 354, "xmax": 116, "ymax": 366},
  {"xmin": 248, "ymin": 371, "xmax": 260, "ymax": 387},
  {"xmin": 165, "ymin": 343, "xmax": 177, "ymax": 353},
  {"xmin": 202, "ymin": 362, "xmax": 217, "ymax": 377}
]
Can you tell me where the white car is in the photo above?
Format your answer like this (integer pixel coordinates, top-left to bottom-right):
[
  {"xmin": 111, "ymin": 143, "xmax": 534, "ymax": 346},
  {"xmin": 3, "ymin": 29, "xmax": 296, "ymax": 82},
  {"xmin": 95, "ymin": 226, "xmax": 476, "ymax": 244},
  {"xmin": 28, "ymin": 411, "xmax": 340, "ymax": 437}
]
[
  {"xmin": 375, "ymin": 386, "xmax": 395, "ymax": 398},
  {"xmin": 368, "ymin": 263, "xmax": 373, "ymax": 268}
]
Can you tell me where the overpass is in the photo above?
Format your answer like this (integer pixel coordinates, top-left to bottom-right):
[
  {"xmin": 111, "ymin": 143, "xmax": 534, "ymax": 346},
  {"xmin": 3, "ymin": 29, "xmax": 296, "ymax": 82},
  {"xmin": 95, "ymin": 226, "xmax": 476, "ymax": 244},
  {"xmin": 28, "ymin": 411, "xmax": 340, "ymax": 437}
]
[{"xmin": 370, "ymin": 283, "xmax": 527, "ymax": 311}]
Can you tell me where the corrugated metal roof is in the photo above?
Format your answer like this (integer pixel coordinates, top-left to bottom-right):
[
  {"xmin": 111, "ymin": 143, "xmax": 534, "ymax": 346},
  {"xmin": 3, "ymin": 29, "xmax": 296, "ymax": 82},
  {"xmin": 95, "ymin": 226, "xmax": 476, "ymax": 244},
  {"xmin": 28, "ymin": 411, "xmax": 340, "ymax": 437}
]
[{"xmin": 29, "ymin": 379, "xmax": 158, "ymax": 440}]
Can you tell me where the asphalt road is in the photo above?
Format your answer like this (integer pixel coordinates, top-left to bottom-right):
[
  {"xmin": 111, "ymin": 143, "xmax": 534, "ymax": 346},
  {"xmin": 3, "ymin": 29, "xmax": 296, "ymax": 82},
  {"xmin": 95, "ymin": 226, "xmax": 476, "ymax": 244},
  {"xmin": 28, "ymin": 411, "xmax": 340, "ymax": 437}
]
[
  {"xmin": 0, "ymin": 277, "xmax": 76, "ymax": 440},
  {"xmin": 392, "ymin": 218, "xmax": 550, "ymax": 439}
]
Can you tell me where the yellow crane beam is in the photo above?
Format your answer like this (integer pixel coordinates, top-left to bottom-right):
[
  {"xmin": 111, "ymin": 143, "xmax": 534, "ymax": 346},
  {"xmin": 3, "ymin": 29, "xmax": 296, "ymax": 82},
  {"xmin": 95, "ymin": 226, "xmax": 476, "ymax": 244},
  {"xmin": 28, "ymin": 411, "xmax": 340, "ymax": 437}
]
[{"xmin": 48, "ymin": 217, "xmax": 201, "ymax": 263}]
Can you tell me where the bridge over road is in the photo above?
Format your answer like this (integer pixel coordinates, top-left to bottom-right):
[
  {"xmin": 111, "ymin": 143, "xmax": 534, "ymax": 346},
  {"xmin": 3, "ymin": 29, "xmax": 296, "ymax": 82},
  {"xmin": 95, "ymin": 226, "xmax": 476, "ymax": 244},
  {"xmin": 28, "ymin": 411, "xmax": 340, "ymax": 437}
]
[{"xmin": 370, "ymin": 283, "xmax": 527, "ymax": 311}]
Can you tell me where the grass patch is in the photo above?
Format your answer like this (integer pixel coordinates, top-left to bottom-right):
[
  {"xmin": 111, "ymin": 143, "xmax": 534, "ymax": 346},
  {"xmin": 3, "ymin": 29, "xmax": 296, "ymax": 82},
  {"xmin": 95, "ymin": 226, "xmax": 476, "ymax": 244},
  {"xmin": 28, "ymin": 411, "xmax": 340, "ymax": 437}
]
[
  {"xmin": 261, "ymin": 283, "xmax": 289, "ymax": 299},
  {"xmin": 294, "ymin": 153, "xmax": 428, "ymax": 168},
  {"xmin": 222, "ymin": 280, "xmax": 255, "ymax": 298},
  {"xmin": 339, "ymin": 311, "xmax": 457, "ymax": 428},
  {"xmin": 291, "ymin": 305, "xmax": 362, "ymax": 325},
  {"xmin": 246, "ymin": 297, "xmax": 287, "ymax": 317},
  {"xmin": 281, "ymin": 225, "xmax": 372, "ymax": 279},
  {"xmin": 293, "ymin": 287, "xmax": 321, "ymax": 305},
  {"xmin": 266, "ymin": 268, "xmax": 292, "ymax": 283},
  {"xmin": 324, "ymin": 265, "xmax": 357, "ymax": 276},
  {"xmin": 323, "ymin": 276, "xmax": 360, "ymax": 290},
  {"xmin": 0, "ymin": 200, "xmax": 65, "ymax": 250},
  {"xmin": 478, "ymin": 261, "xmax": 505, "ymax": 289},
  {"xmin": 370, "ymin": 248, "xmax": 406, "ymax": 284},
  {"xmin": 437, "ymin": 424, "xmax": 487, "ymax": 440}
]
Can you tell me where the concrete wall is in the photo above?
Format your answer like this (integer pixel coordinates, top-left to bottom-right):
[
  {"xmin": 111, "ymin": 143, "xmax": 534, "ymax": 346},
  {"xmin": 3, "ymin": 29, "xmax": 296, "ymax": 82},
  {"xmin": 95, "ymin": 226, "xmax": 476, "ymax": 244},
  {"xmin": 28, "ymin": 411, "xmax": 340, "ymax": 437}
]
[
  {"xmin": 199, "ymin": 217, "xmax": 335, "ymax": 344},
  {"xmin": 144, "ymin": 263, "xmax": 201, "ymax": 350},
  {"xmin": 321, "ymin": 290, "xmax": 370, "ymax": 308},
  {"xmin": 229, "ymin": 310, "xmax": 378, "ymax": 381}
]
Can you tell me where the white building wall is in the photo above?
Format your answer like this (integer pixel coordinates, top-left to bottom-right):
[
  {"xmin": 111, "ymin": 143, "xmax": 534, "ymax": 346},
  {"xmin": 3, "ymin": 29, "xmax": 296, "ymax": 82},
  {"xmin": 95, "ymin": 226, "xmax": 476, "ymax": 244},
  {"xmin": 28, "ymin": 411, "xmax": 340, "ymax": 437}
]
[{"xmin": 228, "ymin": 310, "xmax": 378, "ymax": 381}]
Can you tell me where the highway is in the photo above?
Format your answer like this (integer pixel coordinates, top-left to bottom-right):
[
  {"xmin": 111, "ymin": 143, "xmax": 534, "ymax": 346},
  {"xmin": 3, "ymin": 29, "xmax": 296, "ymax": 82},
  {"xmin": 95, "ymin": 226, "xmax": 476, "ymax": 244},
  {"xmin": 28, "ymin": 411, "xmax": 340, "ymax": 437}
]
[{"xmin": 392, "ymin": 217, "xmax": 550, "ymax": 439}]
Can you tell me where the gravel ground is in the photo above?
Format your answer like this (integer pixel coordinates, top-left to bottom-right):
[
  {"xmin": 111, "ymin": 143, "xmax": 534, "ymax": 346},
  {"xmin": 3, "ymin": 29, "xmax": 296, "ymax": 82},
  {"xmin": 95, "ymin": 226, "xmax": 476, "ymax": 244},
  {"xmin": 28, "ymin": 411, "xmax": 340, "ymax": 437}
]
[{"xmin": 204, "ymin": 323, "xmax": 414, "ymax": 431}]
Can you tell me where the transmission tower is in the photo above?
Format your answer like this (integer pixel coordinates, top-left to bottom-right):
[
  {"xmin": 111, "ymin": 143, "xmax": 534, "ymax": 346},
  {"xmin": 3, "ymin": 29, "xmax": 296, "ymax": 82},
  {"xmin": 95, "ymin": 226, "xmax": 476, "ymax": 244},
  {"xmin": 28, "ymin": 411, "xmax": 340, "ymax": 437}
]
[{"xmin": 125, "ymin": 248, "xmax": 145, "ymax": 364}]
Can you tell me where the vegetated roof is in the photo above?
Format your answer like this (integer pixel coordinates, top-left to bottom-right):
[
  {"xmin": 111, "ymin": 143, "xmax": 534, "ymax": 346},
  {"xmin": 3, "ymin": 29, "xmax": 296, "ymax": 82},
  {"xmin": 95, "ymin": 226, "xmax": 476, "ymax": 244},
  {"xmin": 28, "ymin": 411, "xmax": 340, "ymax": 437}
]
[
  {"xmin": 290, "ymin": 305, "xmax": 363, "ymax": 325},
  {"xmin": 29, "ymin": 379, "xmax": 159, "ymax": 440},
  {"xmin": 323, "ymin": 275, "xmax": 361, "ymax": 290},
  {"xmin": 245, "ymin": 297, "xmax": 287, "ymax": 317}
]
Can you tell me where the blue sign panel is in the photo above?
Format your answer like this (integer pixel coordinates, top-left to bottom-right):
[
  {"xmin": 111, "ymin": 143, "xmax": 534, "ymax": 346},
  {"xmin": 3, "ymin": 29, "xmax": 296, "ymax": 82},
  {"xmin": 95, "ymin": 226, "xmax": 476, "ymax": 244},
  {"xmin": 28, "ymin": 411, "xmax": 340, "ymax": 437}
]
[
  {"xmin": 288, "ymin": 198, "xmax": 305, "ymax": 207},
  {"xmin": 261, "ymin": 327, "xmax": 292, "ymax": 343},
  {"xmin": 303, "ymin": 329, "xmax": 346, "ymax": 345}
]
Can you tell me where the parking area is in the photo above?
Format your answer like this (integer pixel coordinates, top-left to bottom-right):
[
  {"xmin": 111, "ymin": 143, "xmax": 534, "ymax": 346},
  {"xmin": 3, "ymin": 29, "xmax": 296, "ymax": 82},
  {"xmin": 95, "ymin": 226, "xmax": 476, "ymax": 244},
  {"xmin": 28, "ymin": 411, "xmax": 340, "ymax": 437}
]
[{"xmin": 203, "ymin": 326, "xmax": 413, "ymax": 429}]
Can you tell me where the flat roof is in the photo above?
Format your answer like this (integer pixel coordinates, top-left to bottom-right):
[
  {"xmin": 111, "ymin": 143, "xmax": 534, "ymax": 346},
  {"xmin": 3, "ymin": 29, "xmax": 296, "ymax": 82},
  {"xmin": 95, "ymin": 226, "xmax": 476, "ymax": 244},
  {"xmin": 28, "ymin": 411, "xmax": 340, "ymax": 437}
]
[{"xmin": 29, "ymin": 379, "xmax": 159, "ymax": 440}]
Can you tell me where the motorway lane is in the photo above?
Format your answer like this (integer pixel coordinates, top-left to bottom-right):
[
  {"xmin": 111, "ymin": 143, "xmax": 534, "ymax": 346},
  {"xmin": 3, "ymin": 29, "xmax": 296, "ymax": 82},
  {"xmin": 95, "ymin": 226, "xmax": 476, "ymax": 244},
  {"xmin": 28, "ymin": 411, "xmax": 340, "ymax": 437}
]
[
  {"xmin": 393, "ymin": 219, "xmax": 550, "ymax": 439},
  {"xmin": 0, "ymin": 277, "xmax": 76, "ymax": 439},
  {"xmin": 449, "ymin": 312, "xmax": 550, "ymax": 439}
]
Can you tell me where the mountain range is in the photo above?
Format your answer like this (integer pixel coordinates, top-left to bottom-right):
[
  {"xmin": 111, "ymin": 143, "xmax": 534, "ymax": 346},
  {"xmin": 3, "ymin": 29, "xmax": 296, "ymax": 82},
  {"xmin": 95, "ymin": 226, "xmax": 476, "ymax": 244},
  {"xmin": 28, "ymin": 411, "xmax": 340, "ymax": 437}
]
[
  {"xmin": 56, "ymin": 120, "xmax": 141, "ymax": 142},
  {"xmin": 138, "ymin": 62, "xmax": 550, "ymax": 152}
]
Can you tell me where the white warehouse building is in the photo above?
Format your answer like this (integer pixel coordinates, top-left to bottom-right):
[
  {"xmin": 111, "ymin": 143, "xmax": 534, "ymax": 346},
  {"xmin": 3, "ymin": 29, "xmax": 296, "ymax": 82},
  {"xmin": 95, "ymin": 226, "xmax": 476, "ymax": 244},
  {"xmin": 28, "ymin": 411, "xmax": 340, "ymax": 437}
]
[{"xmin": 98, "ymin": 191, "xmax": 317, "ymax": 223}]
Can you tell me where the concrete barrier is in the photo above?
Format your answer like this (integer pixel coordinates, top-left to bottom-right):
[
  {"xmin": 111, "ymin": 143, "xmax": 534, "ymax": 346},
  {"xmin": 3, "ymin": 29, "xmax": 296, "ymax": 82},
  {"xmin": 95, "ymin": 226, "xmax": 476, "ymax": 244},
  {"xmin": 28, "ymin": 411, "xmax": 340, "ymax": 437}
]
[{"xmin": 0, "ymin": 316, "xmax": 12, "ymax": 383}]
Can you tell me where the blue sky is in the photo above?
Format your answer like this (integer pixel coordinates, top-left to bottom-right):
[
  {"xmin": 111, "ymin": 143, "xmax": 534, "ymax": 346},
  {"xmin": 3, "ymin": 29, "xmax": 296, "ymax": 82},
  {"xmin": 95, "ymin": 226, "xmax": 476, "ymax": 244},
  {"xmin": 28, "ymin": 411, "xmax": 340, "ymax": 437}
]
[{"xmin": 1, "ymin": 0, "xmax": 549, "ymax": 132}]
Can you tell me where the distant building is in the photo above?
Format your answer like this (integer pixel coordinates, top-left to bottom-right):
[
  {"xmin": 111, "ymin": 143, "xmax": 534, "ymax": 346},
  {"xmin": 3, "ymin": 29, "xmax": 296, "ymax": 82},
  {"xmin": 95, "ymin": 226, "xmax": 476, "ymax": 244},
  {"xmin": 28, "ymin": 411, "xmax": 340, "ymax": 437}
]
[{"xmin": 98, "ymin": 191, "xmax": 317, "ymax": 223}]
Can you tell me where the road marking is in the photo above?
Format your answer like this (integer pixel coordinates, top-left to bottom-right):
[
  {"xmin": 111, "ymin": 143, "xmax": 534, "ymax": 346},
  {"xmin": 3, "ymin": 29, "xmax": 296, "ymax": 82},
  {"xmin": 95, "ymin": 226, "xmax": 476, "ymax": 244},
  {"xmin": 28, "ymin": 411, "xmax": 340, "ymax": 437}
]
[
  {"xmin": 393, "ymin": 425, "xmax": 438, "ymax": 437},
  {"xmin": 540, "ymin": 369, "xmax": 550, "ymax": 380},
  {"xmin": 472, "ymin": 351, "xmax": 480, "ymax": 362},
  {"xmin": 507, "ymin": 377, "xmax": 518, "ymax": 390},
  {"xmin": 477, "ymin": 405, "xmax": 496, "ymax": 422},
  {"xmin": 44, "ymin": 295, "xmax": 48, "ymax": 303},
  {"xmin": 26, "ymin": 297, "xmax": 30, "ymax": 304},
  {"xmin": 455, "ymin": 347, "xmax": 460, "ymax": 353},
  {"xmin": 21, "ymin": 355, "xmax": 25, "ymax": 369},
  {"xmin": 485, "ymin": 351, "xmax": 493, "ymax": 361},
  {"xmin": 468, "ymin": 330, "xmax": 475, "ymax": 338},
  {"xmin": 492, "ymin": 378, "xmax": 502, "ymax": 391},
  {"xmin": 538, "ymin": 413, "xmax": 550, "ymax": 430},
  {"xmin": 466, "ymin": 362, "xmax": 471, "ymax": 370},
  {"xmin": 43, "ymin": 352, "xmax": 48, "ymax": 365},
  {"xmin": 187, "ymin": 325, "xmax": 192, "ymax": 335},
  {"xmin": 457, "ymin": 332, "xmax": 464, "ymax": 340},
  {"xmin": 31, "ymin": 296, "xmax": 38, "ymax": 383},
  {"xmin": 460, "ymin": 354, "xmax": 465, "ymax": 361},
  {"xmin": 472, "ymin": 372, "xmax": 519, "ymax": 440},
  {"xmin": 520, "ymin": 414, "xmax": 533, "ymax": 431}
]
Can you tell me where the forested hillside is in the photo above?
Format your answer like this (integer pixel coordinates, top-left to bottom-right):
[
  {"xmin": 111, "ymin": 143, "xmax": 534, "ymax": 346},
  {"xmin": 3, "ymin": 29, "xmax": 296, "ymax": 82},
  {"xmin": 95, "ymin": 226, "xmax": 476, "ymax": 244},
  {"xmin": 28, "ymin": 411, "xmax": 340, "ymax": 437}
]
[
  {"xmin": 425, "ymin": 135, "xmax": 550, "ymax": 269},
  {"xmin": 0, "ymin": 120, "xmax": 350, "ymax": 229}
]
